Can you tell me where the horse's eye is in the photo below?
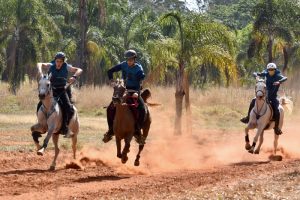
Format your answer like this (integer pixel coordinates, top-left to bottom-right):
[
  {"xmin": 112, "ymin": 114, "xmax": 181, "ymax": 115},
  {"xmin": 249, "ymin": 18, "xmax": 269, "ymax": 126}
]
[{"xmin": 47, "ymin": 84, "xmax": 50, "ymax": 87}]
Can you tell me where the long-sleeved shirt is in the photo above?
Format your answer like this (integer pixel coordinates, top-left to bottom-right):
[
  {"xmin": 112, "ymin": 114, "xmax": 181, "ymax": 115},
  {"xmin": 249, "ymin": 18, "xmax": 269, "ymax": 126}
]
[
  {"xmin": 107, "ymin": 61, "xmax": 145, "ymax": 90},
  {"xmin": 255, "ymin": 69, "xmax": 287, "ymax": 100}
]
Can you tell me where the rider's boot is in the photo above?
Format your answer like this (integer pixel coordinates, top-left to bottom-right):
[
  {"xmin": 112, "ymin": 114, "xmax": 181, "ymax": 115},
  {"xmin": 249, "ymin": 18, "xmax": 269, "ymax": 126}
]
[
  {"xmin": 240, "ymin": 98, "xmax": 255, "ymax": 124},
  {"xmin": 102, "ymin": 104, "xmax": 115, "ymax": 143},
  {"xmin": 274, "ymin": 111, "xmax": 282, "ymax": 135},
  {"xmin": 102, "ymin": 128, "xmax": 114, "ymax": 143},
  {"xmin": 134, "ymin": 107, "xmax": 146, "ymax": 145}
]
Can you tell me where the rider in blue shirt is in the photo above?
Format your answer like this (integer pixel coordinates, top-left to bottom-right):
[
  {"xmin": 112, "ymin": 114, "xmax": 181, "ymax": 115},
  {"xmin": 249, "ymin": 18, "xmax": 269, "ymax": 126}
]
[
  {"xmin": 36, "ymin": 52, "xmax": 83, "ymax": 137},
  {"xmin": 240, "ymin": 63, "xmax": 287, "ymax": 135},
  {"xmin": 102, "ymin": 50, "xmax": 146, "ymax": 144}
]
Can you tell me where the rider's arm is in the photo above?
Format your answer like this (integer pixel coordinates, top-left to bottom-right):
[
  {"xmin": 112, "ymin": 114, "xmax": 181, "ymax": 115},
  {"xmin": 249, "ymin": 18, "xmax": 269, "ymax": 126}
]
[
  {"xmin": 278, "ymin": 74, "xmax": 287, "ymax": 83},
  {"xmin": 67, "ymin": 65, "xmax": 83, "ymax": 77},
  {"xmin": 254, "ymin": 70, "xmax": 268, "ymax": 77},
  {"xmin": 107, "ymin": 63, "xmax": 123, "ymax": 80},
  {"xmin": 37, "ymin": 63, "xmax": 52, "ymax": 78},
  {"xmin": 67, "ymin": 65, "xmax": 83, "ymax": 83}
]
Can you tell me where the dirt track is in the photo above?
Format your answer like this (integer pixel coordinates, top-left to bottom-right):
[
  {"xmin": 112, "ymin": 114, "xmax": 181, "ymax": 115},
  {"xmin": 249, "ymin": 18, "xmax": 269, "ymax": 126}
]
[
  {"xmin": 0, "ymin": 150, "xmax": 300, "ymax": 200},
  {"xmin": 0, "ymin": 109, "xmax": 300, "ymax": 199}
]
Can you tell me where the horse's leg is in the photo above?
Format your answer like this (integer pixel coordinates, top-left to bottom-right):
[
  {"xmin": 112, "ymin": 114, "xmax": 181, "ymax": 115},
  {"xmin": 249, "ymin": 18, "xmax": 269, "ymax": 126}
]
[
  {"xmin": 135, "ymin": 119, "xmax": 151, "ymax": 166},
  {"xmin": 72, "ymin": 134, "xmax": 77, "ymax": 160},
  {"xmin": 134, "ymin": 145, "xmax": 144, "ymax": 166},
  {"xmin": 121, "ymin": 135, "xmax": 132, "ymax": 164},
  {"xmin": 255, "ymin": 130, "xmax": 264, "ymax": 154},
  {"xmin": 116, "ymin": 138, "xmax": 122, "ymax": 158},
  {"xmin": 31, "ymin": 124, "xmax": 45, "ymax": 150},
  {"xmin": 37, "ymin": 126, "xmax": 55, "ymax": 156},
  {"xmin": 245, "ymin": 127, "xmax": 251, "ymax": 150},
  {"xmin": 273, "ymin": 134, "xmax": 279, "ymax": 155},
  {"xmin": 50, "ymin": 133, "xmax": 60, "ymax": 171},
  {"xmin": 249, "ymin": 126, "xmax": 263, "ymax": 154}
]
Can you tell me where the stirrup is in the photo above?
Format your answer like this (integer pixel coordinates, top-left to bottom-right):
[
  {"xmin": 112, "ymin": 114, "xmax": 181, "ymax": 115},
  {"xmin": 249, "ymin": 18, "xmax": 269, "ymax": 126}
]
[
  {"xmin": 102, "ymin": 131, "xmax": 113, "ymax": 143},
  {"xmin": 274, "ymin": 128, "xmax": 283, "ymax": 135},
  {"xmin": 134, "ymin": 134, "xmax": 145, "ymax": 145},
  {"xmin": 240, "ymin": 116, "xmax": 249, "ymax": 124},
  {"xmin": 63, "ymin": 128, "xmax": 74, "ymax": 138}
]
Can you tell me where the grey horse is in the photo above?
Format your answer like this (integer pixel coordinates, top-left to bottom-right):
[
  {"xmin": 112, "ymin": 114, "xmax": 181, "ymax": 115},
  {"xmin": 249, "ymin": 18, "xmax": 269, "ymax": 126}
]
[{"xmin": 31, "ymin": 75, "xmax": 79, "ymax": 170}]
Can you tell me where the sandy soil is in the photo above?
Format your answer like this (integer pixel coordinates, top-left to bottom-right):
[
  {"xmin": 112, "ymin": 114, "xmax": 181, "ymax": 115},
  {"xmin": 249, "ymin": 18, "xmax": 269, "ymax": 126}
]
[{"xmin": 0, "ymin": 106, "xmax": 299, "ymax": 199}]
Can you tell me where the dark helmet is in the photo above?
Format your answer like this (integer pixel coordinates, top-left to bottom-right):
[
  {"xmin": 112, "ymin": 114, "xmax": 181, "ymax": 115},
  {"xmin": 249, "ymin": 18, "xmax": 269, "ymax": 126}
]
[
  {"xmin": 124, "ymin": 50, "xmax": 137, "ymax": 59},
  {"xmin": 54, "ymin": 52, "xmax": 66, "ymax": 60}
]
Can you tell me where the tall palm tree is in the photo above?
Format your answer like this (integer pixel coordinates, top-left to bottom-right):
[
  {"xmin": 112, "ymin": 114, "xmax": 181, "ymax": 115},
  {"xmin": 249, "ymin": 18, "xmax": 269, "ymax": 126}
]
[
  {"xmin": 248, "ymin": 0, "xmax": 300, "ymax": 73},
  {"xmin": 0, "ymin": 0, "xmax": 60, "ymax": 94},
  {"xmin": 159, "ymin": 12, "xmax": 236, "ymax": 135}
]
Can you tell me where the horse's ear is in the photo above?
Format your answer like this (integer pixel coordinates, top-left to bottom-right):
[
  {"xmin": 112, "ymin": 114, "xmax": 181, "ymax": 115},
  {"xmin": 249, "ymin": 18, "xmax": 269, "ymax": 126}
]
[
  {"xmin": 48, "ymin": 73, "xmax": 52, "ymax": 80},
  {"xmin": 255, "ymin": 76, "xmax": 260, "ymax": 82}
]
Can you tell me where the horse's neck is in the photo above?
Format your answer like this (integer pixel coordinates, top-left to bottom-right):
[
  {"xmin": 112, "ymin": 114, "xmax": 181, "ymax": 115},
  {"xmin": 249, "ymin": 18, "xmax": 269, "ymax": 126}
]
[
  {"xmin": 255, "ymin": 98, "xmax": 267, "ymax": 113},
  {"xmin": 41, "ymin": 94, "xmax": 55, "ymax": 112},
  {"xmin": 115, "ymin": 104, "xmax": 127, "ymax": 119}
]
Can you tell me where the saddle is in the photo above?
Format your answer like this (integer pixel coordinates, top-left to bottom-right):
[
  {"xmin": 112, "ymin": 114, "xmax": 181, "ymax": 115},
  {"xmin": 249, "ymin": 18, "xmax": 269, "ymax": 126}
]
[{"xmin": 125, "ymin": 91, "xmax": 148, "ymax": 125}]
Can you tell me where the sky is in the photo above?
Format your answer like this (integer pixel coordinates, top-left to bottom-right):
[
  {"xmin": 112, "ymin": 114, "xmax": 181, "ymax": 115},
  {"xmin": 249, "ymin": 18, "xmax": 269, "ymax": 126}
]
[{"xmin": 181, "ymin": 0, "xmax": 200, "ymax": 12}]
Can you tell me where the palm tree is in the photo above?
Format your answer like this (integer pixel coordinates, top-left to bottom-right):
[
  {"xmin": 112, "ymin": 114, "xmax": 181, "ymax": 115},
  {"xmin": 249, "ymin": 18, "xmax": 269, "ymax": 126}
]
[
  {"xmin": 0, "ymin": 0, "xmax": 60, "ymax": 94},
  {"xmin": 248, "ymin": 0, "xmax": 300, "ymax": 73},
  {"xmin": 159, "ymin": 12, "xmax": 236, "ymax": 135}
]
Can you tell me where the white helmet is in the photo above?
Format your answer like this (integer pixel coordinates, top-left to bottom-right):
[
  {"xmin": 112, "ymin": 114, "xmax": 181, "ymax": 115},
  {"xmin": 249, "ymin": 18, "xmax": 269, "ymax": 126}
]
[{"xmin": 267, "ymin": 63, "xmax": 277, "ymax": 70}]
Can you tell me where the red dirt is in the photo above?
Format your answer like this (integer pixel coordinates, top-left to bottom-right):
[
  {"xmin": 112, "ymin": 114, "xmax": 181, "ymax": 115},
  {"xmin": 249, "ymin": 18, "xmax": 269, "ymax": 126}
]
[{"xmin": 0, "ymin": 112, "xmax": 300, "ymax": 199}]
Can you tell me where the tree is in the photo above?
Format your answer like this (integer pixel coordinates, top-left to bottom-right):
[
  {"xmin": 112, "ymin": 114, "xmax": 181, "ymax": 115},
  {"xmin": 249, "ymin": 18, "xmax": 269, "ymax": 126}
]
[
  {"xmin": 0, "ymin": 0, "xmax": 60, "ymax": 93},
  {"xmin": 159, "ymin": 12, "xmax": 236, "ymax": 135},
  {"xmin": 248, "ymin": 0, "xmax": 300, "ymax": 74}
]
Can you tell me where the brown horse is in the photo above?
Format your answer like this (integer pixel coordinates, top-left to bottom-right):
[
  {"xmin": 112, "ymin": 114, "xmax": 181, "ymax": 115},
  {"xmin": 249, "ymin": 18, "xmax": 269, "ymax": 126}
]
[{"xmin": 111, "ymin": 79, "xmax": 151, "ymax": 166}]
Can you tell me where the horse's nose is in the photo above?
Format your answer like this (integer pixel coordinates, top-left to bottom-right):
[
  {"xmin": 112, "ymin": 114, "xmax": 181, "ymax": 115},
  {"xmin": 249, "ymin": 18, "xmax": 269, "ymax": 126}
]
[{"xmin": 39, "ymin": 94, "xmax": 45, "ymax": 99}]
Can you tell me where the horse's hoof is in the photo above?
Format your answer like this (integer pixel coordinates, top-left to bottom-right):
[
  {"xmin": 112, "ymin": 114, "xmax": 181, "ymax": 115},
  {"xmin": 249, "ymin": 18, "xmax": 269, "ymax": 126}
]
[
  {"xmin": 49, "ymin": 165, "xmax": 55, "ymax": 171},
  {"xmin": 248, "ymin": 149, "xmax": 254, "ymax": 154},
  {"xmin": 37, "ymin": 149, "xmax": 44, "ymax": 156},
  {"xmin": 134, "ymin": 160, "xmax": 140, "ymax": 166},
  {"xmin": 254, "ymin": 150, "xmax": 260, "ymax": 154},
  {"xmin": 117, "ymin": 154, "xmax": 122, "ymax": 158},
  {"xmin": 121, "ymin": 156, "xmax": 128, "ymax": 164},
  {"xmin": 245, "ymin": 143, "xmax": 251, "ymax": 150}
]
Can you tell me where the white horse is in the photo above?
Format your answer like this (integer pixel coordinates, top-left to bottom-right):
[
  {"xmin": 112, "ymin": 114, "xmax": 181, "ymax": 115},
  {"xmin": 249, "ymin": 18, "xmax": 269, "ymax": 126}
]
[
  {"xmin": 31, "ymin": 75, "xmax": 79, "ymax": 170},
  {"xmin": 244, "ymin": 78, "xmax": 285, "ymax": 155}
]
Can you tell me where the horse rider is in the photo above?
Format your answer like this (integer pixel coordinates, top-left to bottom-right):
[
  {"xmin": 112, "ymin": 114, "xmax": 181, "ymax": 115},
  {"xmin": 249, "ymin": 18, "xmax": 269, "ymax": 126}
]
[
  {"xmin": 37, "ymin": 52, "xmax": 83, "ymax": 137},
  {"xmin": 102, "ymin": 49, "xmax": 146, "ymax": 145},
  {"xmin": 240, "ymin": 63, "xmax": 287, "ymax": 135}
]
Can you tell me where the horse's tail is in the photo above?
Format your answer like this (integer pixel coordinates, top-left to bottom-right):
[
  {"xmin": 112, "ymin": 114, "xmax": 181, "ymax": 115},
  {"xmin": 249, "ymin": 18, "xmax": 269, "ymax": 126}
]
[
  {"xmin": 141, "ymin": 88, "xmax": 162, "ymax": 107},
  {"xmin": 279, "ymin": 96, "xmax": 294, "ymax": 114}
]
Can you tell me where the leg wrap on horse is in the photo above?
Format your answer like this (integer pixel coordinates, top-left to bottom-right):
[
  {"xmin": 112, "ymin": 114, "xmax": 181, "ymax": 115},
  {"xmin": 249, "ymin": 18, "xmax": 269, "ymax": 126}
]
[{"xmin": 32, "ymin": 131, "xmax": 42, "ymax": 143}]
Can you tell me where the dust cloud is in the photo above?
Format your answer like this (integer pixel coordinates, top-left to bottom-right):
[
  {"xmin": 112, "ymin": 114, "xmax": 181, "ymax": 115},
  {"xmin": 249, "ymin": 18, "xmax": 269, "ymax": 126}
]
[{"xmin": 70, "ymin": 101, "xmax": 300, "ymax": 175}]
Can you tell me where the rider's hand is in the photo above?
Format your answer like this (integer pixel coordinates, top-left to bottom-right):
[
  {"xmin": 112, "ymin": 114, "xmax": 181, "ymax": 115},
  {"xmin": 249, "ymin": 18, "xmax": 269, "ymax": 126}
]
[
  {"xmin": 109, "ymin": 79, "xmax": 115, "ymax": 87},
  {"xmin": 273, "ymin": 81, "xmax": 280, "ymax": 86},
  {"xmin": 69, "ymin": 77, "xmax": 76, "ymax": 84}
]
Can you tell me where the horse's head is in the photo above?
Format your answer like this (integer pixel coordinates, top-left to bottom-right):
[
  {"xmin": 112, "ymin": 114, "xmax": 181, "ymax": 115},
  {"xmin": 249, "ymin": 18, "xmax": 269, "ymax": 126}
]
[
  {"xmin": 38, "ymin": 75, "xmax": 51, "ymax": 100},
  {"xmin": 112, "ymin": 79, "xmax": 126, "ymax": 104},
  {"xmin": 255, "ymin": 78, "xmax": 266, "ymax": 100}
]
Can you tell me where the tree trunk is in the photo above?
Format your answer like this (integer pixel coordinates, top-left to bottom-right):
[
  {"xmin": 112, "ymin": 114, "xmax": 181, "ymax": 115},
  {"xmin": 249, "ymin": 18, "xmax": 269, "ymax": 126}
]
[
  {"xmin": 98, "ymin": 0, "xmax": 106, "ymax": 28},
  {"xmin": 282, "ymin": 45, "xmax": 288, "ymax": 75},
  {"xmin": 183, "ymin": 71, "xmax": 192, "ymax": 135},
  {"xmin": 78, "ymin": 0, "xmax": 88, "ymax": 86},
  {"xmin": 174, "ymin": 61, "xmax": 185, "ymax": 135},
  {"xmin": 267, "ymin": 36, "xmax": 273, "ymax": 63}
]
